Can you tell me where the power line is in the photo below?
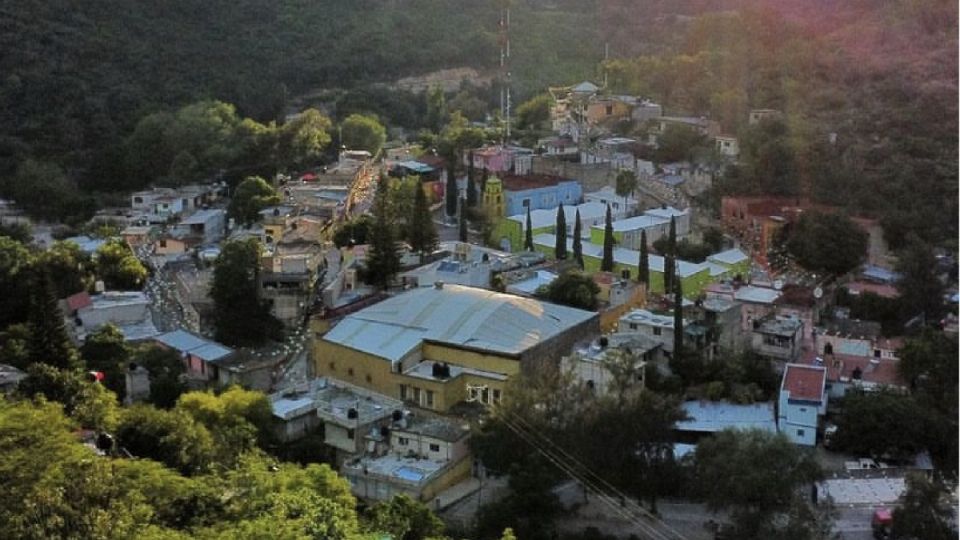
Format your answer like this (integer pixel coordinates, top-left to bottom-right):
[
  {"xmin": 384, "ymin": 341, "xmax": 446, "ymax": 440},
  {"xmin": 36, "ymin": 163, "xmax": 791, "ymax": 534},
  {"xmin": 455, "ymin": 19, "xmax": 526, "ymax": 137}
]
[{"xmin": 489, "ymin": 404, "xmax": 688, "ymax": 540}]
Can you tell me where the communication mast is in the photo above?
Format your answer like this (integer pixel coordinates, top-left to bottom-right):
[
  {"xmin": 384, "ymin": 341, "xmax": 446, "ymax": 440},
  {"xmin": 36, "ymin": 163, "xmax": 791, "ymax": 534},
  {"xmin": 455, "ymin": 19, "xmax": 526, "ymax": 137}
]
[{"xmin": 498, "ymin": 2, "xmax": 511, "ymax": 141}]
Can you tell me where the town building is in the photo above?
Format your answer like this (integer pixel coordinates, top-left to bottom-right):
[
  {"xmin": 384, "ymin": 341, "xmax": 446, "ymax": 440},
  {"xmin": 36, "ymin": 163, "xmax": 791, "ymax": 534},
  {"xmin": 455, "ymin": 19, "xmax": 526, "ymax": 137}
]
[
  {"xmin": 153, "ymin": 329, "xmax": 235, "ymax": 384},
  {"xmin": 342, "ymin": 412, "xmax": 472, "ymax": 504},
  {"xmin": 715, "ymin": 135, "xmax": 740, "ymax": 157},
  {"xmin": 675, "ymin": 401, "xmax": 777, "ymax": 443},
  {"xmin": 64, "ymin": 291, "xmax": 159, "ymax": 343},
  {"xmin": 172, "ymin": 208, "xmax": 226, "ymax": 244},
  {"xmin": 583, "ymin": 185, "xmax": 639, "ymax": 216},
  {"xmin": 313, "ymin": 284, "xmax": 599, "ymax": 413},
  {"xmin": 778, "ymin": 364, "xmax": 827, "ymax": 446},
  {"xmin": 492, "ymin": 201, "xmax": 609, "ymax": 254},
  {"xmin": 498, "ymin": 173, "xmax": 582, "ymax": 216},
  {"xmin": 564, "ymin": 333, "xmax": 658, "ymax": 394},
  {"xmin": 751, "ymin": 315, "xmax": 804, "ymax": 364}
]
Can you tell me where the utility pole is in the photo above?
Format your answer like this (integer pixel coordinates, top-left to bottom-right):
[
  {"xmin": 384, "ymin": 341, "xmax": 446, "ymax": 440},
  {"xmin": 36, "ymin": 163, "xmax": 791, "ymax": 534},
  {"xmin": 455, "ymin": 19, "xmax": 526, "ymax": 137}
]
[{"xmin": 499, "ymin": 2, "xmax": 511, "ymax": 142}]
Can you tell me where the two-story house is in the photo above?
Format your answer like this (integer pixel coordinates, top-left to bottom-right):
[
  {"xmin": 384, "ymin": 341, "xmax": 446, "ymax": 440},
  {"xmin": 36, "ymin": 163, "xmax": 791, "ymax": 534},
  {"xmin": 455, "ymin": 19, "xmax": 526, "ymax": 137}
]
[
  {"xmin": 778, "ymin": 364, "xmax": 827, "ymax": 446},
  {"xmin": 751, "ymin": 315, "xmax": 804, "ymax": 364}
]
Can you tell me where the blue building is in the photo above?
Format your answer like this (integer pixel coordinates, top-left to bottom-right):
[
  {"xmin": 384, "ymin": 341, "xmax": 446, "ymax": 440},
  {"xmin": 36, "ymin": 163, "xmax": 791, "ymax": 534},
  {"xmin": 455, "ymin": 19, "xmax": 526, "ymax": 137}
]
[{"xmin": 500, "ymin": 173, "xmax": 582, "ymax": 216}]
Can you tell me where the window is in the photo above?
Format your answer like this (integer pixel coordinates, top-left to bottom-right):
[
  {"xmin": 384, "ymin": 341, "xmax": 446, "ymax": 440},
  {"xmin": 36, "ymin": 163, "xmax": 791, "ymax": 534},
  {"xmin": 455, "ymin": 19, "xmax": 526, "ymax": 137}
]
[
  {"xmin": 429, "ymin": 443, "xmax": 441, "ymax": 452},
  {"xmin": 159, "ymin": 239, "xmax": 167, "ymax": 248},
  {"xmin": 493, "ymin": 389, "xmax": 502, "ymax": 403},
  {"xmin": 874, "ymin": 349, "xmax": 881, "ymax": 358},
  {"xmin": 799, "ymin": 407, "xmax": 807, "ymax": 413},
  {"xmin": 329, "ymin": 362, "xmax": 336, "ymax": 371},
  {"xmin": 413, "ymin": 387, "xmax": 421, "ymax": 403},
  {"xmin": 426, "ymin": 390, "xmax": 434, "ymax": 408},
  {"xmin": 398, "ymin": 437, "xmax": 409, "ymax": 446},
  {"xmin": 347, "ymin": 368, "xmax": 354, "ymax": 376},
  {"xmin": 482, "ymin": 387, "xmax": 490, "ymax": 404},
  {"xmin": 605, "ymin": 105, "xmax": 613, "ymax": 115},
  {"xmin": 653, "ymin": 327, "xmax": 662, "ymax": 336},
  {"xmin": 629, "ymin": 323, "xmax": 638, "ymax": 330},
  {"xmin": 797, "ymin": 429, "xmax": 805, "ymax": 438},
  {"xmin": 347, "ymin": 429, "xmax": 355, "ymax": 440},
  {"xmin": 399, "ymin": 385, "xmax": 407, "ymax": 400},
  {"xmin": 365, "ymin": 374, "xmax": 372, "ymax": 383},
  {"xmin": 522, "ymin": 198, "xmax": 531, "ymax": 208}
]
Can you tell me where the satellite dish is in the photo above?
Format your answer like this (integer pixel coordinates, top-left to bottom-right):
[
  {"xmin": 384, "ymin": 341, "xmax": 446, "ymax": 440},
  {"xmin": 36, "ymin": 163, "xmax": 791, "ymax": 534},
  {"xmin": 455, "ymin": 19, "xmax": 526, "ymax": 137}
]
[
  {"xmin": 773, "ymin": 279, "xmax": 783, "ymax": 290},
  {"xmin": 813, "ymin": 287, "xmax": 824, "ymax": 299}
]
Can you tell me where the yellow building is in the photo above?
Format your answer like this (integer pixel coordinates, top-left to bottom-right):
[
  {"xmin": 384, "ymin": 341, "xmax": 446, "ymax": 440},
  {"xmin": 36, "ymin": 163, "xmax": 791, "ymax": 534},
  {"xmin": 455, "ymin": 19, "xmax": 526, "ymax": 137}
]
[
  {"xmin": 313, "ymin": 283, "xmax": 598, "ymax": 413},
  {"xmin": 481, "ymin": 176, "xmax": 505, "ymax": 219}
]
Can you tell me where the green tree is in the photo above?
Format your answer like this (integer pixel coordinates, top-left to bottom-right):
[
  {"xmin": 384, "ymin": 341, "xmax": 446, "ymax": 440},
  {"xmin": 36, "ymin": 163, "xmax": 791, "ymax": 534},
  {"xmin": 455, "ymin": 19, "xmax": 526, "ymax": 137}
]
[
  {"xmin": 672, "ymin": 281, "xmax": 684, "ymax": 363},
  {"xmin": 895, "ymin": 236, "xmax": 947, "ymax": 321},
  {"xmin": 466, "ymin": 150, "xmax": 477, "ymax": 208},
  {"xmin": 116, "ymin": 404, "xmax": 218, "ymax": 476},
  {"xmin": 458, "ymin": 197, "xmax": 468, "ymax": 242},
  {"xmin": 554, "ymin": 203, "xmax": 567, "ymax": 259},
  {"xmin": 655, "ymin": 124, "xmax": 707, "ymax": 163},
  {"xmin": 27, "ymin": 266, "xmax": 80, "ymax": 369},
  {"xmin": 364, "ymin": 494, "xmax": 445, "ymax": 540},
  {"xmin": 445, "ymin": 163, "xmax": 458, "ymax": 218},
  {"xmin": 0, "ymin": 323, "xmax": 31, "ymax": 369},
  {"xmin": 664, "ymin": 217, "xmax": 677, "ymax": 293},
  {"xmin": 785, "ymin": 212, "xmax": 867, "ymax": 275},
  {"xmin": 341, "ymin": 113, "xmax": 386, "ymax": 155},
  {"xmin": 408, "ymin": 183, "xmax": 438, "ymax": 262},
  {"xmin": 167, "ymin": 150, "xmax": 200, "ymax": 186},
  {"xmin": 694, "ymin": 429, "xmax": 823, "ymax": 538},
  {"xmin": 210, "ymin": 239, "xmax": 282, "ymax": 347},
  {"xmin": 80, "ymin": 323, "xmax": 130, "ymax": 398},
  {"xmin": 364, "ymin": 176, "xmax": 401, "ymax": 290},
  {"xmin": 333, "ymin": 215, "xmax": 372, "ymax": 248},
  {"xmin": 7, "ymin": 159, "xmax": 93, "ymax": 223},
  {"xmin": 36, "ymin": 240, "xmax": 93, "ymax": 298},
  {"xmin": 534, "ymin": 271, "xmax": 599, "ymax": 311},
  {"xmin": 425, "ymin": 86, "xmax": 447, "ymax": 133},
  {"xmin": 833, "ymin": 390, "xmax": 933, "ymax": 462},
  {"xmin": 601, "ymin": 204, "xmax": 614, "ymax": 272},
  {"xmin": 891, "ymin": 474, "xmax": 957, "ymax": 540},
  {"xmin": 515, "ymin": 94, "xmax": 552, "ymax": 130},
  {"xmin": 615, "ymin": 169, "xmax": 637, "ymax": 210},
  {"xmin": 0, "ymin": 236, "xmax": 32, "ymax": 329},
  {"xmin": 524, "ymin": 206, "xmax": 534, "ymax": 251},
  {"xmin": 133, "ymin": 345, "xmax": 188, "ymax": 409},
  {"xmin": 95, "ymin": 239, "xmax": 148, "ymax": 290},
  {"xmin": 572, "ymin": 209, "xmax": 584, "ymax": 269},
  {"xmin": 277, "ymin": 108, "xmax": 333, "ymax": 170},
  {"xmin": 18, "ymin": 363, "xmax": 120, "ymax": 432},
  {"xmin": 227, "ymin": 176, "xmax": 281, "ymax": 227},
  {"xmin": 638, "ymin": 229, "xmax": 650, "ymax": 286}
]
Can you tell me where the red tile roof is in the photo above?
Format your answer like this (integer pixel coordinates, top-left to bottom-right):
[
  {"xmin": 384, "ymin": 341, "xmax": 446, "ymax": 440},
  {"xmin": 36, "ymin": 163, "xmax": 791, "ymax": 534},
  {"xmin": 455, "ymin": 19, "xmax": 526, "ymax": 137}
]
[
  {"xmin": 500, "ymin": 173, "xmax": 566, "ymax": 191},
  {"xmin": 65, "ymin": 292, "xmax": 92, "ymax": 312},
  {"xmin": 782, "ymin": 364, "xmax": 826, "ymax": 402},
  {"xmin": 823, "ymin": 354, "xmax": 905, "ymax": 388},
  {"xmin": 845, "ymin": 281, "xmax": 900, "ymax": 299}
]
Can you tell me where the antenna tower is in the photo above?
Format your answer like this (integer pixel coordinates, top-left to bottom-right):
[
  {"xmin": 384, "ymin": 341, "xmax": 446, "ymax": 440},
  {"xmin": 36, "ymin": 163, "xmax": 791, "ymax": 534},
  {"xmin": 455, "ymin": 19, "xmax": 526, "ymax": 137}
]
[{"xmin": 498, "ymin": 3, "xmax": 511, "ymax": 141}]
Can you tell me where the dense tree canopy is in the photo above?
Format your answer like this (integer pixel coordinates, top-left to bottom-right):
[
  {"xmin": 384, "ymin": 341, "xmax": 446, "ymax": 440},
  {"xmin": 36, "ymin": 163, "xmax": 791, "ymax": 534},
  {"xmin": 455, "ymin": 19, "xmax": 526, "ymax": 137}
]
[
  {"xmin": 784, "ymin": 212, "xmax": 867, "ymax": 275},
  {"xmin": 210, "ymin": 239, "xmax": 282, "ymax": 346},
  {"xmin": 534, "ymin": 271, "xmax": 600, "ymax": 311},
  {"xmin": 227, "ymin": 176, "xmax": 281, "ymax": 227},
  {"xmin": 340, "ymin": 113, "xmax": 386, "ymax": 155}
]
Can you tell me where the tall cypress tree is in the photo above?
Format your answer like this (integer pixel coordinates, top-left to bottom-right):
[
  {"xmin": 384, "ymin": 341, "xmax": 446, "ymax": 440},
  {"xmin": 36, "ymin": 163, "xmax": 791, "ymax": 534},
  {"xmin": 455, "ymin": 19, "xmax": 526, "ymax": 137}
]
[
  {"xmin": 466, "ymin": 150, "xmax": 477, "ymax": 208},
  {"xmin": 27, "ymin": 266, "xmax": 80, "ymax": 370},
  {"xmin": 480, "ymin": 167, "xmax": 489, "ymax": 199},
  {"xmin": 458, "ymin": 197, "xmax": 468, "ymax": 242},
  {"xmin": 524, "ymin": 206, "xmax": 534, "ymax": 251},
  {"xmin": 365, "ymin": 176, "xmax": 401, "ymax": 289},
  {"xmin": 673, "ymin": 280, "xmax": 684, "ymax": 363},
  {"xmin": 409, "ymin": 183, "xmax": 438, "ymax": 262},
  {"xmin": 664, "ymin": 216, "xmax": 677, "ymax": 293},
  {"xmin": 601, "ymin": 204, "xmax": 614, "ymax": 272},
  {"xmin": 555, "ymin": 203, "xmax": 567, "ymax": 259},
  {"xmin": 445, "ymin": 160, "xmax": 457, "ymax": 218},
  {"xmin": 572, "ymin": 209, "xmax": 584, "ymax": 269},
  {"xmin": 638, "ymin": 229, "xmax": 650, "ymax": 287}
]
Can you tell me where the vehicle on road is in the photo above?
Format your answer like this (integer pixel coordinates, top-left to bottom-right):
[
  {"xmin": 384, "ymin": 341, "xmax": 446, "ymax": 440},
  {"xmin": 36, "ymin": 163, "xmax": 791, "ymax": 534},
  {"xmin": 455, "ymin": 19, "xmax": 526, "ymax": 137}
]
[{"xmin": 871, "ymin": 507, "xmax": 892, "ymax": 539}]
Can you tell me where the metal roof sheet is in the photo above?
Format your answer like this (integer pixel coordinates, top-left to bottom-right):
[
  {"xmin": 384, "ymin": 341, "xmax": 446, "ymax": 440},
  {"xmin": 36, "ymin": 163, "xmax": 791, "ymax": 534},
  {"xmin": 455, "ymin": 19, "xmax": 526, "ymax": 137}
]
[
  {"xmin": 677, "ymin": 401, "xmax": 777, "ymax": 433},
  {"xmin": 323, "ymin": 285, "xmax": 595, "ymax": 363}
]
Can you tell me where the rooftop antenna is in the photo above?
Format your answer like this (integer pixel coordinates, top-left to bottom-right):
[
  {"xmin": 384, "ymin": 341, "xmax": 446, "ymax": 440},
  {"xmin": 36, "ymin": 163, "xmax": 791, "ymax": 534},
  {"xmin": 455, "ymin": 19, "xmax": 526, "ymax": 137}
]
[
  {"xmin": 499, "ymin": 2, "xmax": 511, "ymax": 142},
  {"xmin": 603, "ymin": 42, "xmax": 609, "ymax": 89}
]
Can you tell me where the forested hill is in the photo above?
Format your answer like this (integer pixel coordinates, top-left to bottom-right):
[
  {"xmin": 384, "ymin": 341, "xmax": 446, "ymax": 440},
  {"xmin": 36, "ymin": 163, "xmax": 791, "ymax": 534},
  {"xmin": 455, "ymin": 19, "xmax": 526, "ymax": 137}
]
[
  {"xmin": 0, "ymin": 0, "xmax": 598, "ymax": 179},
  {"xmin": 1, "ymin": 0, "xmax": 956, "ymax": 247}
]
